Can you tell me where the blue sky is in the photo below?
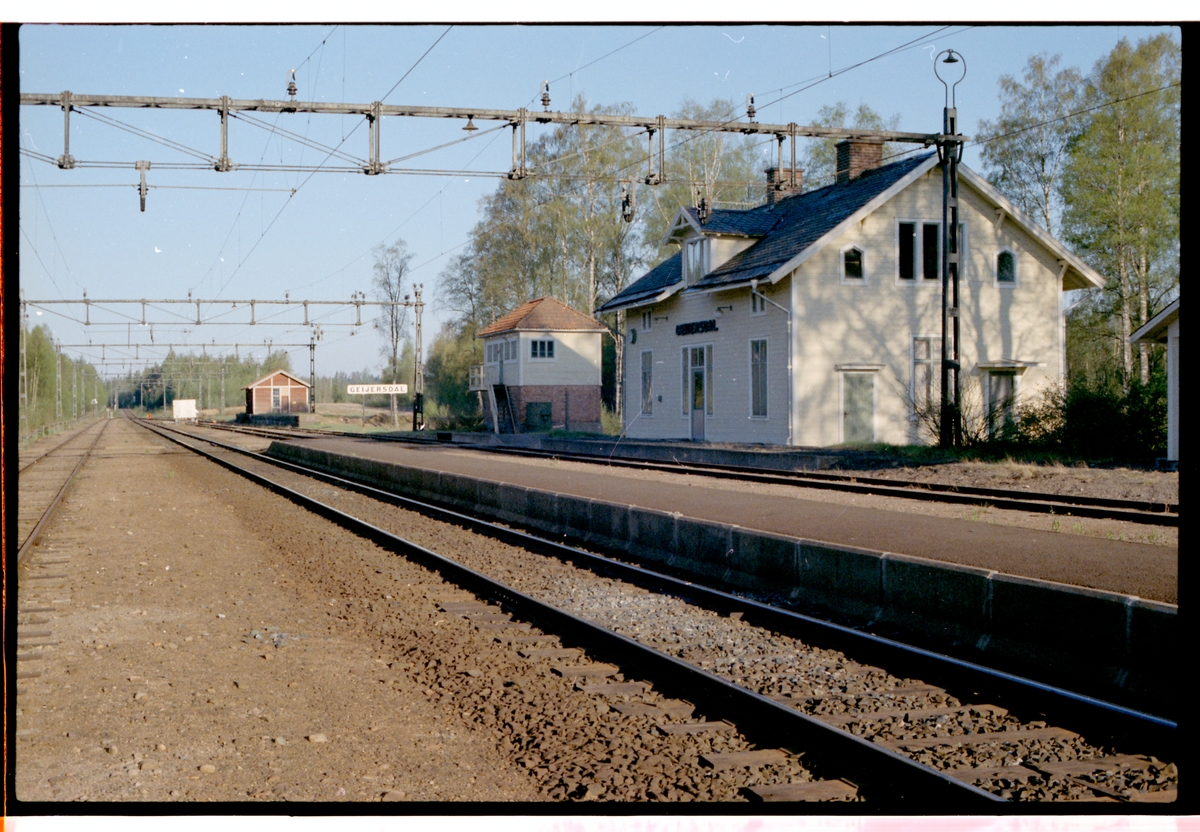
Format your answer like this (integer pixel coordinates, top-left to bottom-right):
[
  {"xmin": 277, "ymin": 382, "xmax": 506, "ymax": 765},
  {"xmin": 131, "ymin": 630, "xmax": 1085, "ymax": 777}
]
[{"xmin": 17, "ymin": 23, "xmax": 1180, "ymax": 379}]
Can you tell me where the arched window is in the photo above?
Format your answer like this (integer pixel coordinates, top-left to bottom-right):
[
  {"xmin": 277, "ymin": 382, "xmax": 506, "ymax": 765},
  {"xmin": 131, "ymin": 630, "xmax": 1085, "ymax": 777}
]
[{"xmin": 996, "ymin": 249, "xmax": 1017, "ymax": 286}]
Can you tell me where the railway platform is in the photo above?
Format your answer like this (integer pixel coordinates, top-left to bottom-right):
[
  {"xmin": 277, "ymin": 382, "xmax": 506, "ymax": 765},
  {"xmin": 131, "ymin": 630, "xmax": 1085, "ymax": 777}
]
[{"xmin": 268, "ymin": 433, "xmax": 1177, "ymax": 604}]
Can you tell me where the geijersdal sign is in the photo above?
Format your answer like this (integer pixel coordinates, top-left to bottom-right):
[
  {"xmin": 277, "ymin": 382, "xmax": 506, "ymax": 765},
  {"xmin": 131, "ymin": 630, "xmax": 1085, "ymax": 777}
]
[{"xmin": 347, "ymin": 384, "xmax": 408, "ymax": 395}]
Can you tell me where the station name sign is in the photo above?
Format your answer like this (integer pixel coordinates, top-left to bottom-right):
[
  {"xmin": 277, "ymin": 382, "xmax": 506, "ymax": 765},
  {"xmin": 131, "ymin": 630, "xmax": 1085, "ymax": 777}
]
[
  {"xmin": 675, "ymin": 319, "xmax": 718, "ymax": 337},
  {"xmin": 347, "ymin": 384, "xmax": 409, "ymax": 395}
]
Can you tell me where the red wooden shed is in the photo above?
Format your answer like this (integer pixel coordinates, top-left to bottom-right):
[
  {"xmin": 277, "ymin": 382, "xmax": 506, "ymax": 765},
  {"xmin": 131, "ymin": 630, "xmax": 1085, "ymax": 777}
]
[{"xmin": 243, "ymin": 370, "xmax": 311, "ymax": 415}]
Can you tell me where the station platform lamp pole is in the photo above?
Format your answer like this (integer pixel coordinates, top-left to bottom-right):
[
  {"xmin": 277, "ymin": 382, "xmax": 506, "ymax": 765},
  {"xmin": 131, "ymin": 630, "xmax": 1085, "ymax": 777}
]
[{"xmin": 935, "ymin": 50, "xmax": 966, "ymax": 448}]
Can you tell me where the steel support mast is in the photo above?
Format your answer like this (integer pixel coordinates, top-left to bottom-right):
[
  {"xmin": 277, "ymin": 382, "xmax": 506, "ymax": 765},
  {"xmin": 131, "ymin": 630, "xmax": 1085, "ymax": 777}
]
[{"xmin": 935, "ymin": 51, "xmax": 966, "ymax": 448}]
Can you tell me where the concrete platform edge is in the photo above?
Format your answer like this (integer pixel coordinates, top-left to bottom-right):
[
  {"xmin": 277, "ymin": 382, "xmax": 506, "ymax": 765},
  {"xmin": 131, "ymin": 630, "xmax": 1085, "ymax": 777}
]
[{"xmin": 267, "ymin": 442, "xmax": 1175, "ymax": 704}]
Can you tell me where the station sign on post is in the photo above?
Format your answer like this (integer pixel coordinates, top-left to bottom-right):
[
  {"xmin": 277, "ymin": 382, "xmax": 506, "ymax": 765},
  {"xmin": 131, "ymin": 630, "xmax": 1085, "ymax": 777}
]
[
  {"xmin": 347, "ymin": 384, "xmax": 408, "ymax": 428},
  {"xmin": 347, "ymin": 384, "xmax": 409, "ymax": 395}
]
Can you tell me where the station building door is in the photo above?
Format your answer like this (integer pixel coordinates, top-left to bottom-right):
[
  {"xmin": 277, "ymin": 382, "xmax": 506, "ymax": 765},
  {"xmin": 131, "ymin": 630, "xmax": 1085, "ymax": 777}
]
[{"xmin": 686, "ymin": 345, "xmax": 712, "ymax": 441}]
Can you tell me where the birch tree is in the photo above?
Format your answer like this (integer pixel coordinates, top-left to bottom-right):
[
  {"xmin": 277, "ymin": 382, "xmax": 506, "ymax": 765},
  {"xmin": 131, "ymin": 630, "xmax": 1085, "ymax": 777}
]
[
  {"xmin": 372, "ymin": 239, "xmax": 414, "ymax": 425},
  {"xmin": 977, "ymin": 54, "xmax": 1085, "ymax": 236},
  {"xmin": 1061, "ymin": 34, "xmax": 1180, "ymax": 388}
]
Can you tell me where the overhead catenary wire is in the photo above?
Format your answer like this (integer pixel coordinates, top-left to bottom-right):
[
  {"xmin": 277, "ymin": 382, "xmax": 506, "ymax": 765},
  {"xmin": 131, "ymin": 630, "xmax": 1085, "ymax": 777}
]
[
  {"xmin": 19, "ymin": 224, "xmax": 67, "ymax": 298},
  {"xmin": 19, "ymin": 136, "xmax": 83, "ymax": 295},
  {"xmin": 210, "ymin": 25, "xmax": 454, "ymax": 303},
  {"xmin": 73, "ymin": 107, "xmax": 217, "ymax": 163},
  {"xmin": 298, "ymin": 25, "xmax": 671, "ymax": 293},
  {"xmin": 199, "ymin": 25, "xmax": 344, "ymax": 302},
  {"xmin": 876, "ymin": 79, "xmax": 1183, "ymax": 167},
  {"xmin": 21, "ymin": 183, "xmax": 298, "ymax": 193},
  {"xmin": 232, "ymin": 110, "xmax": 365, "ymax": 166}
]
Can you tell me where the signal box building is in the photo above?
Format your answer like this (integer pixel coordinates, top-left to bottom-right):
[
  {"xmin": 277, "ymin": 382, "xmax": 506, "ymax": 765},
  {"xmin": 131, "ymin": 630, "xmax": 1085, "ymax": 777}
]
[
  {"xmin": 599, "ymin": 142, "xmax": 1106, "ymax": 446},
  {"xmin": 243, "ymin": 370, "xmax": 312, "ymax": 415},
  {"xmin": 470, "ymin": 296, "xmax": 607, "ymax": 434}
]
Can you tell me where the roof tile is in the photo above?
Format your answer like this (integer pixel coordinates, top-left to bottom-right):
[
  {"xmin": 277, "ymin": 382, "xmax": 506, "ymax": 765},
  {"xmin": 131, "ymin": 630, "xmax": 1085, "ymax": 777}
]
[{"xmin": 477, "ymin": 296, "xmax": 607, "ymax": 337}]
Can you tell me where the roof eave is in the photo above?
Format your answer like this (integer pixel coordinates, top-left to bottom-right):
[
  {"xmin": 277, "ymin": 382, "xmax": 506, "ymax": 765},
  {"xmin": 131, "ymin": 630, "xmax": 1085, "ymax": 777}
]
[
  {"xmin": 958, "ymin": 166, "xmax": 1106, "ymax": 291},
  {"xmin": 1131, "ymin": 297, "xmax": 1180, "ymax": 343},
  {"xmin": 598, "ymin": 281, "xmax": 684, "ymax": 314}
]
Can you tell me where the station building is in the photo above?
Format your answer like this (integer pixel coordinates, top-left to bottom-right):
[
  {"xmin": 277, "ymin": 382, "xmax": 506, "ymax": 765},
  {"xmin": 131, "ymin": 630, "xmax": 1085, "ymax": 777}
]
[
  {"xmin": 470, "ymin": 296, "xmax": 607, "ymax": 434},
  {"xmin": 599, "ymin": 142, "xmax": 1105, "ymax": 446},
  {"xmin": 243, "ymin": 370, "xmax": 312, "ymax": 416}
]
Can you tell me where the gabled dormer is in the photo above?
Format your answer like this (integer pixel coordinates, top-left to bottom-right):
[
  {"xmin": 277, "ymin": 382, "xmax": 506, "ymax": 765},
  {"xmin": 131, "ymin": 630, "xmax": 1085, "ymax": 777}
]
[{"xmin": 664, "ymin": 204, "xmax": 774, "ymax": 287}]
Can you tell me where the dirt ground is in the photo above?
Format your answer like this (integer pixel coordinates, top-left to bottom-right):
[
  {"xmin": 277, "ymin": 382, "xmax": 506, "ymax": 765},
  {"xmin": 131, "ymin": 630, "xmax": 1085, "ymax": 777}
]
[
  {"xmin": 843, "ymin": 458, "xmax": 1177, "ymax": 506},
  {"xmin": 15, "ymin": 418, "xmax": 539, "ymax": 803}
]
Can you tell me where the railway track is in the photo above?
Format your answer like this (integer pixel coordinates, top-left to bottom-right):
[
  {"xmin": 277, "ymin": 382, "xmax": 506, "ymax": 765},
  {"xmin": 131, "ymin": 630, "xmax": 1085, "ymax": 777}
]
[
  {"xmin": 200, "ymin": 421, "xmax": 1177, "ymax": 526},
  {"xmin": 141, "ymin": 417, "xmax": 1177, "ymax": 804},
  {"xmin": 16, "ymin": 418, "xmax": 109, "ymax": 563}
]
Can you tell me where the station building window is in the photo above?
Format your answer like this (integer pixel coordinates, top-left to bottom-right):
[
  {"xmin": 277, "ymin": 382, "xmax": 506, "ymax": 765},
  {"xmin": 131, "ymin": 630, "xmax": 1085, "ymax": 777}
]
[
  {"xmin": 640, "ymin": 350, "xmax": 654, "ymax": 416},
  {"xmin": 912, "ymin": 336, "xmax": 935, "ymax": 414},
  {"xmin": 750, "ymin": 339, "xmax": 768, "ymax": 418},
  {"xmin": 996, "ymin": 249, "xmax": 1017, "ymax": 286},
  {"xmin": 842, "ymin": 246, "xmax": 865, "ymax": 282}
]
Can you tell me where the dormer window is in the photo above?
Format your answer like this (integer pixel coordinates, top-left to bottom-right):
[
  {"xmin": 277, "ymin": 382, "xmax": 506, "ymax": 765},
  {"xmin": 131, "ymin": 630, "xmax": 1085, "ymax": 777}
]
[{"xmin": 685, "ymin": 238, "xmax": 709, "ymax": 284}]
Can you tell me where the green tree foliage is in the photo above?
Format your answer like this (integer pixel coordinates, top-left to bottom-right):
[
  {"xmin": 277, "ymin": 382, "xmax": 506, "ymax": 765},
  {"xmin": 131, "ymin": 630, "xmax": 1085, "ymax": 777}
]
[
  {"xmin": 976, "ymin": 54, "xmax": 1085, "ymax": 236},
  {"xmin": 423, "ymin": 320, "xmax": 482, "ymax": 429},
  {"xmin": 112, "ymin": 349, "xmax": 292, "ymax": 414},
  {"xmin": 19, "ymin": 324, "xmax": 107, "ymax": 436},
  {"xmin": 1060, "ymin": 34, "xmax": 1180, "ymax": 389},
  {"xmin": 798, "ymin": 101, "xmax": 901, "ymax": 190}
]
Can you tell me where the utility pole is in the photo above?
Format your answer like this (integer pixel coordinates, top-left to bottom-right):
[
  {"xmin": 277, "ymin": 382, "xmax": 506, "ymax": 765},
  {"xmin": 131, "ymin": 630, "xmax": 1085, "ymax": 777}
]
[
  {"xmin": 308, "ymin": 327, "xmax": 322, "ymax": 414},
  {"xmin": 413, "ymin": 285, "xmax": 425, "ymax": 431},
  {"xmin": 936, "ymin": 51, "xmax": 967, "ymax": 448},
  {"xmin": 56, "ymin": 340, "xmax": 63, "ymax": 420}
]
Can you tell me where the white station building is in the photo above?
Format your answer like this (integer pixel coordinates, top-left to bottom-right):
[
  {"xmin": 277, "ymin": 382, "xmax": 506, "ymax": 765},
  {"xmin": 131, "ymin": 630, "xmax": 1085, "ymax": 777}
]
[{"xmin": 599, "ymin": 141, "xmax": 1106, "ymax": 446}]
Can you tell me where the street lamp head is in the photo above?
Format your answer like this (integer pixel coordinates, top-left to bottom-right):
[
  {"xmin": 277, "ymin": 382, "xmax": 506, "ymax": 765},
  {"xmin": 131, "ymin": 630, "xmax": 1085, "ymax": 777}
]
[{"xmin": 934, "ymin": 49, "xmax": 967, "ymax": 109}]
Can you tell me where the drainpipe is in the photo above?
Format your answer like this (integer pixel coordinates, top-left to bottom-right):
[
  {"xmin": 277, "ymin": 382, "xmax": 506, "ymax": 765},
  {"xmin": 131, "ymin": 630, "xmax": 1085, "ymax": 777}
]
[{"xmin": 752, "ymin": 279, "xmax": 793, "ymax": 445}]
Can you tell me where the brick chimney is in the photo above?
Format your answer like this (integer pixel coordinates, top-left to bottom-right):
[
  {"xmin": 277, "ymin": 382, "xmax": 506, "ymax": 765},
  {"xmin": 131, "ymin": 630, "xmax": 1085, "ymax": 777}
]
[
  {"xmin": 765, "ymin": 165, "xmax": 803, "ymax": 205},
  {"xmin": 835, "ymin": 140, "xmax": 884, "ymax": 184}
]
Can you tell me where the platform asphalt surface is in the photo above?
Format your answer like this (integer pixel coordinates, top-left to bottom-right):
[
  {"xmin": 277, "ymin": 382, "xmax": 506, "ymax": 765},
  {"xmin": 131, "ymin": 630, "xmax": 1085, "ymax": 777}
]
[{"xmin": 278, "ymin": 436, "xmax": 1177, "ymax": 605}]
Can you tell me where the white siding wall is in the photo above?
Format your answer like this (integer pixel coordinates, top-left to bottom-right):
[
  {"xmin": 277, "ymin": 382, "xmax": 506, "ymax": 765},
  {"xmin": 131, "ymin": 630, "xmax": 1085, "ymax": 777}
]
[
  {"xmin": 789, "ymin": 167, "xmax": 1063, "ymax": 446},
  {"xmin": 518, "ymin": 331, "xmax": 602, "ymax": 387},
  {"xmin": 709, "ymin": 236, "xmax": 755, "ymax": 269},
  {"xmin": 621, "ymin": 282, "xmax": 790, "ymax": 444}
]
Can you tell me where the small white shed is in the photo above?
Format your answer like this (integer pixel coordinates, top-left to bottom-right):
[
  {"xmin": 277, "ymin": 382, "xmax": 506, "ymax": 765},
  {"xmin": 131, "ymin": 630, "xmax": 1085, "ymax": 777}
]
[
  {"xmin": 1131, "ymin": 297, "xmax": 1179, "ymax": 463},
  {"xmin": 172, "ymin": 398, "xmax": 198, "ymax": 422}
]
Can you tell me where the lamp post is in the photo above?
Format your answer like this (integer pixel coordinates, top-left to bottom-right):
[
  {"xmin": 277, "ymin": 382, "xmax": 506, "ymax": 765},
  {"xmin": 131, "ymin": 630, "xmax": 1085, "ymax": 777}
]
[{"xmin": 935, "ymin": 49, "xmax": 966, "ymax": 448}]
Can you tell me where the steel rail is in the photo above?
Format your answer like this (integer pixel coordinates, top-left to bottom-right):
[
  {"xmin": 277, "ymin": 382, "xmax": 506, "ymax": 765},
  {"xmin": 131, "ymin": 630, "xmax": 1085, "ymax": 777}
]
[
  {"xmin": 474, "ymin": 445, "xmax": 1180, "ymax": 524},
  {"xmin": 18, "ymin": 420, "xmax": 100, "ymax": 474},
  {"xmin": 151, "ymin": 419, "xmax": 1177, "ymax": 760},
  {"xmin": 134, "ymin": 416, "xmax": 1003, "ymax": 805},
  {"xmin": 17, "ymin": 419, "xmax": 109, "ymax": 564}
]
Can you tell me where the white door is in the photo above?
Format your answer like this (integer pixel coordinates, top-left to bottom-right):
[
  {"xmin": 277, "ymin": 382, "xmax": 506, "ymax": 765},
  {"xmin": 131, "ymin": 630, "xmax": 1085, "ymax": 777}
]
[{"xmin": 842, "ymin": 373, "xmax": 874, "ymax": 444}]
